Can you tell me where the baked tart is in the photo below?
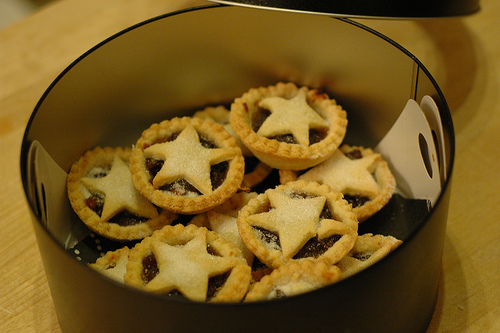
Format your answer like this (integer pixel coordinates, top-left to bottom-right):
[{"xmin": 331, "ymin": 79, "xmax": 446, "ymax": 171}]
[
  {"xmin": 280, "ymin": 144, "xmax": 396, "ymax": 222},
  {"xmin": 67, "ymin": 147, "xmax": 177, "ymax": 241},
  {"xmin": 124, "ymin": 224, "xmax": 251, "ymax": 303},
  {"xmin": 245, "ymin": 259, "xmax": 342, "ymax": 302},
  {"xmin": 230, "ymin": 82, "xmax": 347, "ymax": 170},
  {"xmin": 129, "ymin": 117, "xmax": 245, "ymax": 214},
  {"xmin": 336, "ymin": 233, "xmax": 402, "ymax": 279},
  {"xmin": 237, "ymin": 180, "xmax": 358, "ymax": 269},
  {"xmin": 194, "ymin": 106, "xmax": 273, "ymax": 189},
  {"xmin": 89, "ymin": 246, "xmax": 130, "ymax": 283}
]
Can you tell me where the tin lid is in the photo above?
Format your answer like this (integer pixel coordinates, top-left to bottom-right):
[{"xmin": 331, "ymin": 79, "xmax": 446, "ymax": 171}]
[{"xmin": 208, "ymin": 0, "xmax": 480, "ymax": 18}]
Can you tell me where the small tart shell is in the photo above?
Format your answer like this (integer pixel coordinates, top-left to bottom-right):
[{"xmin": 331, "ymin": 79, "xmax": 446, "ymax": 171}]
[
  {"xmin": 245, "ymin": 259, "xmax": 342, "ymax": 302},
  {"xmin": 67, "ymin": 146, "xmax": 177, "ymax": 241},
  {"xmin": 130, "ymin": 117, "xmax": 245, "ymax": 215},
  {"xmin": 336, "ymin": 233, "xmax": 402, "ymax": 279},
  {"xmin": 89, "ymin": 246, "xmax": 130, "ymax": 283},
  {"xmin": 237, "ymin": 180, "xmax": 358, "ymax": 269},
  {"xmin": 125, "ymin": 224, "xmax": 251, "ymax": 303},
  {"xmin": 280, "ymin": 144, "xmax": 396, "ymax": 222},
  {"xmin": 230, "ymin": 82, "xmax": 347, "ymax": 170}
]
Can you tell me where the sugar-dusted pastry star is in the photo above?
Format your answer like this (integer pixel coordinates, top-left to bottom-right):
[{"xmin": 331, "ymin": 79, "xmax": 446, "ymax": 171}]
[
  {"xmin": 246, "ymin": 189, "xmax": 326, "ymax": 259},
  {"xmin": 81, "ymin": 155, "xmax": 158, "ymax": 221},
  {"xmin": 89, "ymin": 247, "xmax": 130, "ymax": 283},
  {"xmin": 145, "ymin": 231, "xmax": 236, "ymax": 302},
  {"xmin": 257, "ymin": 90, "xmax": 328, "ymax": 146},
  {"xmin": 207, "ymin": 211, "xmax": 254, "ymax": 265},
  {"xmin": 300, "ymin": 149, "xmax": 381, "ymax": 198},
  {"xmin": 144, "ymin": 124, "xmax": 235, "ymax": 194}
]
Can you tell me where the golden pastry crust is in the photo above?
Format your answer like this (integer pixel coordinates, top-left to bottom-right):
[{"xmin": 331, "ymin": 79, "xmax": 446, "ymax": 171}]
[
  {"xmin": 89, "ymin": 246, "xmax": 130, "ymax": 283},
  {"xmin": 67, "ymin": 147, "xmax": 177, "ymax": 241},
  {"xmin": 237, "ymin": 180, "xmax": 358, "ymax": 269},
  {"xmin": 280, "ymin": 144, "xmax": 396, "ymax": 222},
  {"xmin": 245, "ymin": 259, "xmax": 342, "ymax": 302},
  {"xmin": 230, "ymin": 82, "xmax": 347, "ymax": 170},
  {"xmin": 336, "ymin": 233, "xmax": 402, "ymax": 279},
  {"xmin": 129, "ymin": 117, "xmax": 245, "ymax": 214},
  {"xmin": 189, "ymin": 191, "xmax": 259, "ymax": 265},
  {"xmin": 194, "ymin": 106, "xmax": 272, "ymax": 188},
  {"xmin": 124, "ymin": 224, "xmax": 251, "ymax": 303}
]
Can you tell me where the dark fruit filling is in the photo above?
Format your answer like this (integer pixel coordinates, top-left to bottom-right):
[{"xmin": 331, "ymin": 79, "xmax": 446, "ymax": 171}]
[
  {"xmin": 273, "ymin": 289, "xmax": 287, "ymax": 299},
  {"xmin": 199, "ymin": 135, "xmax": 218, "ymax": 149},
  {"xmin": 293, "ymin": 235, "xmax": 342, "ymax": 259},
  {"xmin": 85, "ymin": 193, "xmax": 148, "ymax": 225},
  {"xmin": 145, "ymin": 158, "xmax": 163, "ymax": 178},
  {"xmin": 210, "ymin": 161, "xmax": 229, "ymax": 190},
  {"xmin": 309, "ymin": 128, "xmax": 328, "ymax": 145},
  {"xmin": 142, "ymin": 253, "xmax": 159, "ymax": 283},
  {"xmin": 207, "ymin": 271, "xmax": 230, "ymax": 301},
  {"xmin": 251, "ymin": 107, "xmax": 271, "ymax": 132},
  {"xmin": 251, "ymin": 107, "xmax": 327, "ymax": 145},
  {"xmin": 109, "ymin": 211, "xmax": 149, "ymax": 226},
  {"xmin": 206, "ymin": 243, "xmax": 221, "ymax": 257},
  {"xmin": 269, "ymin": 134, "xmax": 295, "ymax": 144},
  {"xmin": 352, "ymin": 252, "xmax": 373, "ymax": 261},
  {"xmin": 344, "ymin": 194, "xmax": 370, "ymax": 208},
  {"xmin": 319, "ymin": 204, "xmax": 333, "ymax": 220},
  {"xmin": 86, "ymin": 194, "xmax": 104, "ymax": 217},
  {"xmin": 345, "ymin": 149, "xmax": 362, "ymax": 160},
  {"xmin": 160, "ymin": 179, "xmax": 202, "ymax": 196},
  {"xmin": 253, "ymin": 227, "xmax": 281, "ymax": 250}
]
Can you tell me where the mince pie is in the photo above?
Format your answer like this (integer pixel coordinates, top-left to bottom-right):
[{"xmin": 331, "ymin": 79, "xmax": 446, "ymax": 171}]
[
  {"xmin": 245, "ymin": 259, "xmax": 342, "ymax": 302},
  {"xmin": 129, "ymin": 117, "xmax": 245, "ymax": 214},
  {"xmin": 336, "ymin": 233, "xmax": 402, "ymax": 279},
  {"xmin": 230, "ymin": 82, "xmax": 347, "ymax": 170},
  {"xmin": 237, "ymin": 180, "xmax": 358, "ymax": 269},
  {"xmin": 280, "ymin": 144, "xmax": 396, "ymax": 222},
  {"xmin": 124, "ymin": 224, "xmax": 251, "ymax": 302},
  {"xmin": 67, "ymin": 147, "xmax": 177, "ymax": 241}
]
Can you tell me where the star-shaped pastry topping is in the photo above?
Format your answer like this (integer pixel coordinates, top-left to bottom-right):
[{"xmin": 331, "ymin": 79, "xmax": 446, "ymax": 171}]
[
  {"xmin": 144, "ymin": 125, "xmax": 235, "ymax": 195},
  {"xmin": 246, "ymin": 189, "xmax": 326, "ymax": 259},
  {"xmin": 299, "ymin": 150, "xmax": 380, "ymax": 198},
  {"xmin": 207, "ymin": 211, "xmax": 254, "ymax": 264},
  {"xmin": 81, "ymin": 155, "xmax": 158, "ymax": 221},
  {"xmin": 257, "ymin": 90, "xmax": 328, "ymax": 146},
  {"xmin": 144, "ymin": 231, "xmax": 237, "ymax": 302},
  {"xmin": 100, "ymin": 255, "xmax": 128, "ymax": 283}
]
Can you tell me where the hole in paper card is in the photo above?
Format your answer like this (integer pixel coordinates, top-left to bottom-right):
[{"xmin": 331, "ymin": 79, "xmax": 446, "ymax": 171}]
[
  {"xmin": 431, "ymin": 129, "xmax": 441, "ymax": 174},
  {"xmin": 41, "ymin": 182, "xmax": 48, "ymax": 224},
  {"xmin": 419, "ymin": 133, "xmax": 433, "ymax": 179},
  {"xmin": 33, "ymin": 183, "xmax": 43, "ymax": 222}
]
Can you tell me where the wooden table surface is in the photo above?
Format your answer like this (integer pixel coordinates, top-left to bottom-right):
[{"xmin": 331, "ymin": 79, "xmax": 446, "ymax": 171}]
[{"xmin": 1, "ymin": 0, "xmax": 499, "ymax": 332}]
